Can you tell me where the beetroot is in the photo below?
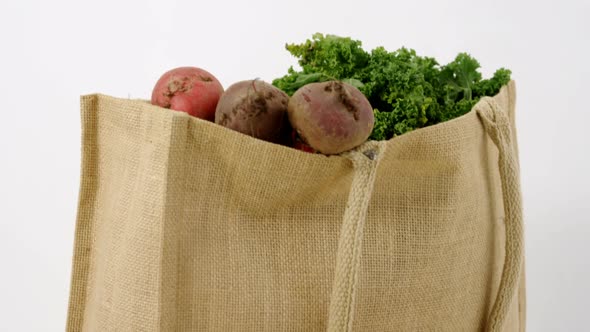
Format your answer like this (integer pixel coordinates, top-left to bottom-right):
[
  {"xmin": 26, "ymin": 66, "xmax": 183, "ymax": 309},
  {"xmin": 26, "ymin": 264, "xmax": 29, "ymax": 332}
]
[
  {"xmin": 291, "ymin": 130, "xmax": 316, "ymax": 153},
  {"xmin": 215, "ymin": 79, "xmax": 291, "ymax": 144},
  {"xmin": 151, "ymin": 66, "xmax": 223, "ymax": 121},
  {"xmin": 288, "ymin": 81, "xmax": 374, "ymax": 155}
]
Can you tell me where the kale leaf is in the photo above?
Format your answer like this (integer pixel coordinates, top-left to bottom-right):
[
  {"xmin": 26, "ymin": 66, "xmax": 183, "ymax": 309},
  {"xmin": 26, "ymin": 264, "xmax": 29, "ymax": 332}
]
[{"xmin": 272, "ymin": 34, "xmax": 512, "ymax": 140}]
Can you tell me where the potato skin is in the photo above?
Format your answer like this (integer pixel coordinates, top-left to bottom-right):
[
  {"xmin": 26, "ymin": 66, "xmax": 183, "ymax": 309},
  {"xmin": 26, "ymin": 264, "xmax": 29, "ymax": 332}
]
[
  {"xmin": 288, "ymin": 81, "xmax": 374, "ymax": 155},
  {"xmin": 215, "ymin": 80, "xmax": 291, "ymax": 144},
  {"xmin": 151, "ymin": 66, "xmax": 223, "ymax": 121}
]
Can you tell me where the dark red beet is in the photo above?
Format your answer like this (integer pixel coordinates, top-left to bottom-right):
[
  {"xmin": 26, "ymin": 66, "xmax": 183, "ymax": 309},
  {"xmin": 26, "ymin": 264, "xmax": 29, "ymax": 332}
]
[
  {"xmin": 215, "ymin": 80, "xmax": 291, "ymax": 144},
  {"xmin": 288, "ymin": 81, "xmax": 374, "ymax": 155}
]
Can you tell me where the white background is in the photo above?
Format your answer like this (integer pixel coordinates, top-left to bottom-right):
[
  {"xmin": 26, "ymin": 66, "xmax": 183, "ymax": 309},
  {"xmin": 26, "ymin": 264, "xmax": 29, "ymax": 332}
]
[{"xmin": 0, "ymin": 0, "xmax": 588, "ymax": 330}]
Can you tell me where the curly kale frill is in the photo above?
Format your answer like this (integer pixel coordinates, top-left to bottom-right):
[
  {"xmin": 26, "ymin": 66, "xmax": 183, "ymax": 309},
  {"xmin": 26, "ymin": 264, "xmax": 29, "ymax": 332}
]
[{"xmin": 272, "ymin": 34, "xmax": 512, "ymax": 141}]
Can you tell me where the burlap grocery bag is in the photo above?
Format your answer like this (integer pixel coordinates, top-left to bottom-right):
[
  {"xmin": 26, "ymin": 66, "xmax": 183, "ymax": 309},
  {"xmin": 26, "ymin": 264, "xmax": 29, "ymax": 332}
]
[{"xmin": 67, "ymin": 81, "xmax": 525, "ymax": 331}]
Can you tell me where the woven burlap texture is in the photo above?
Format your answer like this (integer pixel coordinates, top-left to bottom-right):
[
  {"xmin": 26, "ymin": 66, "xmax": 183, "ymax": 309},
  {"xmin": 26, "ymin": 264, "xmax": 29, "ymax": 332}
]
[{"xmin": 67, "ymin": 81, "xmax": 525, "ymax": 331}]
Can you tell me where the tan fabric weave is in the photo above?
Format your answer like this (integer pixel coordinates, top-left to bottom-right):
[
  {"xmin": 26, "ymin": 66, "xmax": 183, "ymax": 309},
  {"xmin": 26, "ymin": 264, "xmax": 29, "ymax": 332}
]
[{"xmin": 67, "ymin": 81, "xmax": 525, "ymax": 331}]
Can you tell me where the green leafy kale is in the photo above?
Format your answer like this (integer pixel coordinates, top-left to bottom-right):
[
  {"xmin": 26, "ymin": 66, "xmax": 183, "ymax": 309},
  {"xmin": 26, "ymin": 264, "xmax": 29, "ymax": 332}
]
[
  {"xmin": 272, "ymin": 34, "xmax": 512, "ymax": 141},
  {"xmin": 273, "ymin": 33, "xmax": 369, "ymax": 95}
]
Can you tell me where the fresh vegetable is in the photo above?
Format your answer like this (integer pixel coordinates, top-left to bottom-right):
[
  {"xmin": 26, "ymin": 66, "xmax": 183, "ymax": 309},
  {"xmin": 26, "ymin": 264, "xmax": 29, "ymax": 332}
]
[
  {"xmin": 273, "ymin": 33, "xmax": 512, "ymax": 140},
  {"xmin": 151, "ymin": 66, "xmax": 224, "ymax": 121},
  {"xmin": 291, "ymin": 130, "xmax": 316, "ymax": 153},
  {"xmin": 215, "ymin": 79, "xmax": 291, "ymax": 144},
  {"xmin": 294, "ymin": 140, "xmax": 316, "ymax": 153},
  {"xmin": 288, "ymin": 81, "xmax": 374, "ymax": 155}
]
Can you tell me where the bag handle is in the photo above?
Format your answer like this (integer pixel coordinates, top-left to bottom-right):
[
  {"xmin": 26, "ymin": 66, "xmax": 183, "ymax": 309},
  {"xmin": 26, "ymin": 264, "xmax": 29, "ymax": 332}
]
[
  {"xmin": 327, "ymin": 97, "xmax": 523, "ymax": 332},
  {"xmin": 477, "ymin": 97, "xmax": 524, "ymax": 332},
  {"xmin": 327, "ymin": 140, "xmax": 386, "ymax": 332}
]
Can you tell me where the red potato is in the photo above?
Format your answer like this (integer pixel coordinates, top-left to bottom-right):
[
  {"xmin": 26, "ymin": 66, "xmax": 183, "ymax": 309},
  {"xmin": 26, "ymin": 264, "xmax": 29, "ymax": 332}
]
[
  {"xmin": 151, "ymin": 66, "xmax": 223, "ymax": 121},
  {"xmin": 288, "ymin": 81, "xmax": 374, "ymax": 155},
  {"xmin": 215, "ymin": 79, "xmax": 291, "ymax": 144}
]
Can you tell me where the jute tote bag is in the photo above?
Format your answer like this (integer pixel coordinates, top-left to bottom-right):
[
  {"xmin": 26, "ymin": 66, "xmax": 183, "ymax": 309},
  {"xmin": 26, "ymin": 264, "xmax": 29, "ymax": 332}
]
[{"xmin": 67, "ymin": 81, "xmax": 525, "ymax": 331}]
